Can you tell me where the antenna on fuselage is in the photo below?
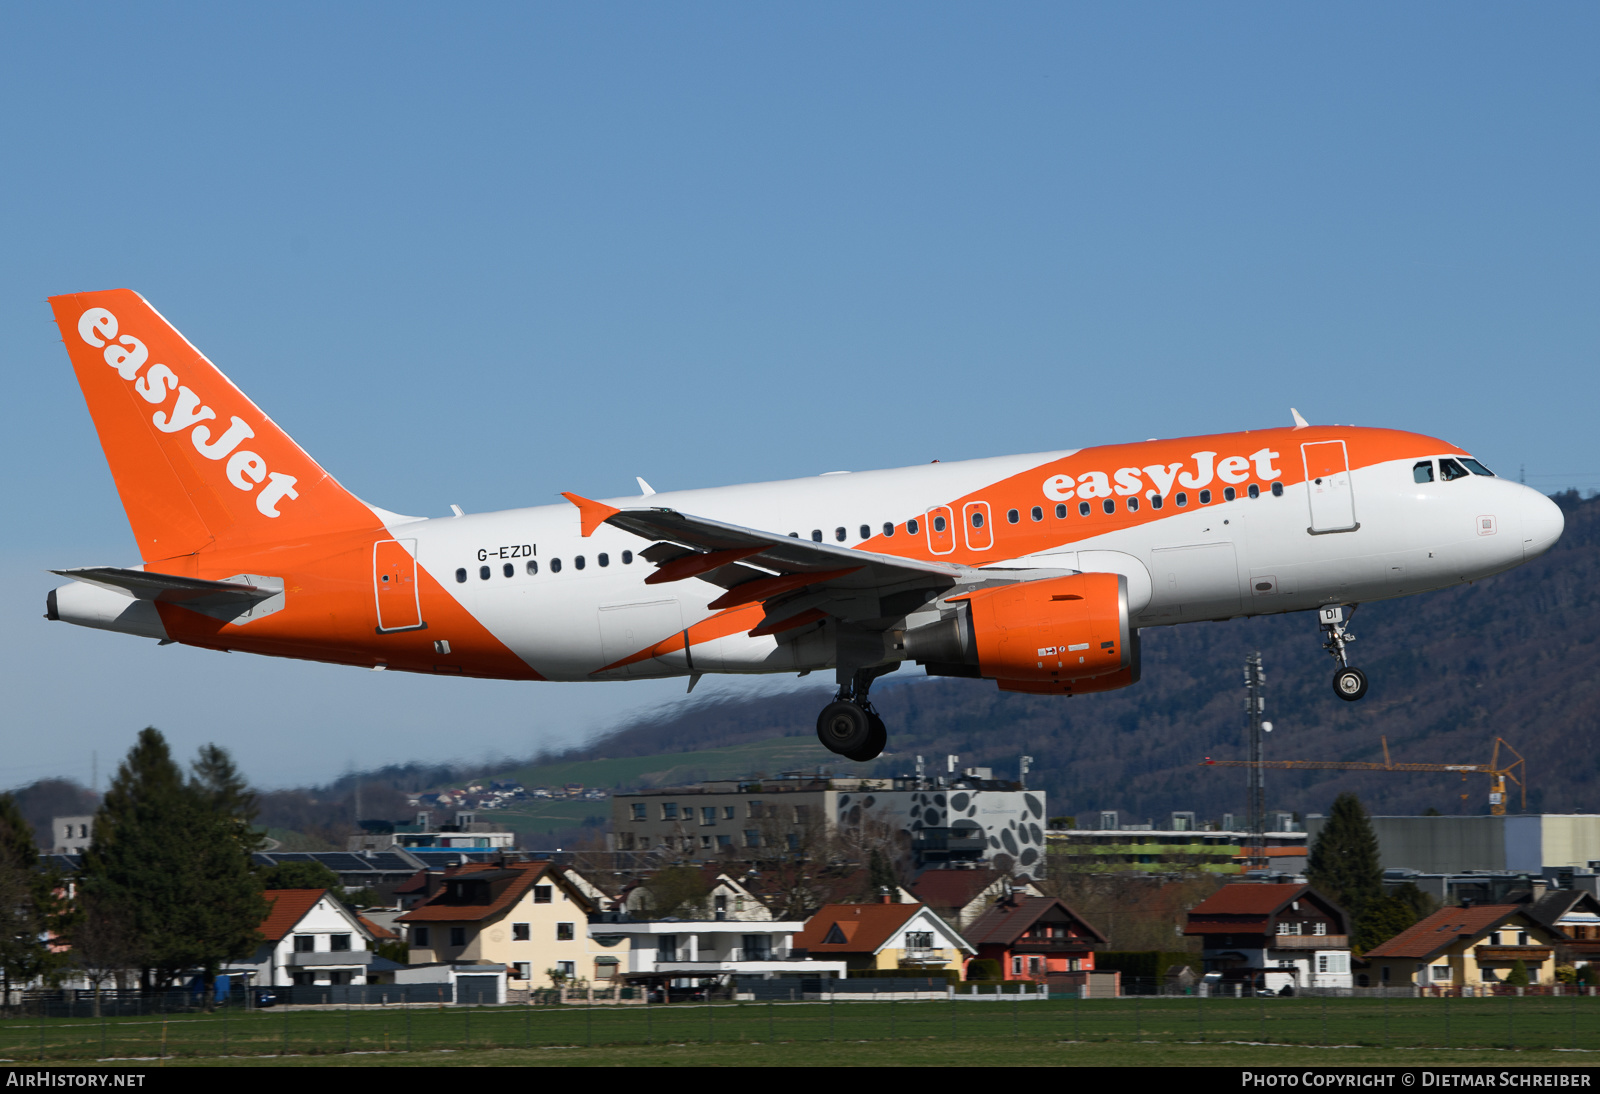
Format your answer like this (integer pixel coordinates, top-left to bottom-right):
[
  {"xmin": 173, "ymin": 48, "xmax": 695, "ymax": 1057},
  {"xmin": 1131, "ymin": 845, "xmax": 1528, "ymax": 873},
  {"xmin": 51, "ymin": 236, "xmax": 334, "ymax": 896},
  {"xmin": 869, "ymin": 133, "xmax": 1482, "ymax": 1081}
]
[
  {"xmin": 1290, "ymin": 408, "xmax": 1310, "ymax": 429},
  {"xmin": 637, "ymin": 477, "xmax": 656, "ymax": 497}
]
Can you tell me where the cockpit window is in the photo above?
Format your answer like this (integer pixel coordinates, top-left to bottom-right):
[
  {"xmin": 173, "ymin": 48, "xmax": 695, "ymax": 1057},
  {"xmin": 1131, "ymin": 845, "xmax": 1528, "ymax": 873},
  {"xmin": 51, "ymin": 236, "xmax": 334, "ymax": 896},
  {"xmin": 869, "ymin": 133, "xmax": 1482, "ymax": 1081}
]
[
  {"xmin": 1459, "ymin": 457, "xmax": 1495, "ymax": 477},
  {"xmin": 1439, "ymin": 458, "xmax": 1470, "ymax": 481},
  {"xmin": 1413, "ymin": 461, "xmax": 1434, "ymax": 484}
]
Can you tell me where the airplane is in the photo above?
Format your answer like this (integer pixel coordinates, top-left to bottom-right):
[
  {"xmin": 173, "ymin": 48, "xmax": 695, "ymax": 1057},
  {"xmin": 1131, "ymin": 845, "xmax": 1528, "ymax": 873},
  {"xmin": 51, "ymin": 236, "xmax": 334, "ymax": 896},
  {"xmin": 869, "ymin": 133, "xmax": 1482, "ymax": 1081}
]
[{"xmin": 45, "ymin": 289, "xmax": 1566, "ymax": 762}]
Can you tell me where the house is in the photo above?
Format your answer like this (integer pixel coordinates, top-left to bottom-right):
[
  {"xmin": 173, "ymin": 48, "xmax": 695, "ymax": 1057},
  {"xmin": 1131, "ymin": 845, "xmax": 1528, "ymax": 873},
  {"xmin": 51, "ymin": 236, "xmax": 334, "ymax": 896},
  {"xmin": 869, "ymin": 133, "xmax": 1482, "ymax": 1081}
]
[
  {"xmin": 794, "ymin": 901, "xmax": 975, "ymax": 974},
  {"xmin": 618, "ymin": 867, "xmax": 774, "ymax": 922},
  {"xmin": 587, "ymin": 916, "xmax": 846, "ymax": 992},
  {"xmin": 963, "ymin": 894, "xmax": 1107, "ymax": 984},
  {"xmin": 397, "ymin": 859, "xmax": 598, "ymax": 989},
  {"xmin": 909, "ymin": 869, "xmax": 1044, "ymax": 931},
  {"xmin": 1527, "ymin": 888, "xmax": 1600, "ymax": 967},
  {"xmin": 1364, "ymin": 905, "xmax": 1565, "ymax": 990},
  {"xmin": 1183, "ymin": 883, "xmax": 1353, "ymax": 991},
  {"xmin": 228, "ymin": 889, "xmax": 378, "ymax": 988}
]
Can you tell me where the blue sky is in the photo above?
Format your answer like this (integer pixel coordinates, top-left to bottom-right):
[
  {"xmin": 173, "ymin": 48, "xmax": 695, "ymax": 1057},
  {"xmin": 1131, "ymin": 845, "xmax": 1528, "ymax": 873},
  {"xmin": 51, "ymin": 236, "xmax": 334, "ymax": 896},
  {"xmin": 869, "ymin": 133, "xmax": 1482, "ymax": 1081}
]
[{"xmin": 2, "ymin": 4, "xmax": 1595, "ymax": 787}]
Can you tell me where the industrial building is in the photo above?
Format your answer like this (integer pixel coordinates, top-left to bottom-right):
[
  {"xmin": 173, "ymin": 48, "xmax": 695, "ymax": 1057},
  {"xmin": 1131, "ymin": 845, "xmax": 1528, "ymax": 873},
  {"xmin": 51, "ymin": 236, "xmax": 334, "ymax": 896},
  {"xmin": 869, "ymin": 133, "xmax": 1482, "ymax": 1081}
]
[{"xmin": 1306, "ymin": 814, "xmax": 1600, "ymax": 875}]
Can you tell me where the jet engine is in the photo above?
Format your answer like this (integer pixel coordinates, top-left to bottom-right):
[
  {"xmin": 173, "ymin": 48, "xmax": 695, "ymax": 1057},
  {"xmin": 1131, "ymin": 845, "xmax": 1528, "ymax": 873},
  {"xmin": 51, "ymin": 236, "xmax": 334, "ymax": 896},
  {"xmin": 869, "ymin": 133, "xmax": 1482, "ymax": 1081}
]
[{"xmin": 903, "ymin": 572, "xmax": 1139, "ymax": 695}]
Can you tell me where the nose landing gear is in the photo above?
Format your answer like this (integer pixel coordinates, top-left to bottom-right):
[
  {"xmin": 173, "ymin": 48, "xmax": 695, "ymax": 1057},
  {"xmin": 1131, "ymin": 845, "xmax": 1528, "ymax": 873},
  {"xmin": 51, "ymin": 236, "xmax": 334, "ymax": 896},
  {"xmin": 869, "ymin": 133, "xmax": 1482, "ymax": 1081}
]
[
  {"xmin": 1319, "ymin": 605, "xmax": 1368, "ymax": 701},
  {"xmin": 816, "ymin": 666, "xmax": 891, "ymax": 761}
]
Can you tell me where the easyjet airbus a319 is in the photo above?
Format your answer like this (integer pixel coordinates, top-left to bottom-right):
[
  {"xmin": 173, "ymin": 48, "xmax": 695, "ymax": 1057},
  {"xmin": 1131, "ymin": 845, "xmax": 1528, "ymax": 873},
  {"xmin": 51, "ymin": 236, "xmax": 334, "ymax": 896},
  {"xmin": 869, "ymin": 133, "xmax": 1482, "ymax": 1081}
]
[{"xmin": 46, "ymin": 290, "xmax": 1565, "ymax": 760}]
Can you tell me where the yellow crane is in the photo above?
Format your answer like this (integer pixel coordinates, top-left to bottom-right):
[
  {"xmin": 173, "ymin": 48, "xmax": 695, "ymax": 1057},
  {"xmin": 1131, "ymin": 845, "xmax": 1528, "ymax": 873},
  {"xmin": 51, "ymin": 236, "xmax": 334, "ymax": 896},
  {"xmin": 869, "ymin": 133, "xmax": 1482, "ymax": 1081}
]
[{"xmin": 1201, "ymin": 736, "xmax": 1527, "ymax": 816}]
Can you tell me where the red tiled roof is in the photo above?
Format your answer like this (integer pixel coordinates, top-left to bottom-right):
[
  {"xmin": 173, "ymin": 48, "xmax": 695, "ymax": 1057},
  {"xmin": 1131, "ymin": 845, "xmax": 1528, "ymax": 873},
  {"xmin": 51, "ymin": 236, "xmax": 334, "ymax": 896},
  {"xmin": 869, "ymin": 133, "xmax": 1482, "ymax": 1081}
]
[
  {"xmin": 795, "ymin": 903, "xmax": 923, "ymax": 954},
  {"xmin": 1364, "ymin": 905, "xmax": 1525, "ymax": 960},
  {"xmin": 259, "ymin": 889, "xmax": 328, "ymax": 942},
  {"xmin": 397, "ymin": 861, "xmax": 555, "ymax": 924},
  {"xmin": 1188, "ymin": 883, "xmax": 1307, "ymax": 916},
  {"xmin": 395, "ymin": 869, "xmax": 431, "ymax": 895},
  {"xmin": 964, "ymin": 896, "xmax": 1107, "ymax": 948},
  {"xmin": 910, "ymin": 870, "xmax": 1006, "ymax": 911},
  {"xmin": 358, "ymin": 915, "xmax": 398, "ymax": 941}
]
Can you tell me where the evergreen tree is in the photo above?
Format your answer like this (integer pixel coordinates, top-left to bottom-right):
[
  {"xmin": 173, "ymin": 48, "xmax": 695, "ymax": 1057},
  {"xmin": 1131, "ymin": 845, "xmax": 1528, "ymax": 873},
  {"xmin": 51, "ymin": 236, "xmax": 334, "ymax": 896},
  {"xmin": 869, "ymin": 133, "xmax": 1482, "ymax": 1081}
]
[
  {"xmin": 260, "ymin": 859, "xmax": 342, "ymax": 891},
  {"xmin": 79, "ymin": 729, "xmax": 267, "ymax": 992},
  {"xmin": 191, "ymin": 744, "xmax": 265, "ymax": 854},
  {"xmin": 868, "ymin": 848, "xmax": 899, "ymax": 899},
  {"xmin": 1307, "ymin": 792, "xmax": 1383, "ymax": 915},
  {"xmin": 0, "ymin": 793, "xmax": 68, "ymax": 993}
]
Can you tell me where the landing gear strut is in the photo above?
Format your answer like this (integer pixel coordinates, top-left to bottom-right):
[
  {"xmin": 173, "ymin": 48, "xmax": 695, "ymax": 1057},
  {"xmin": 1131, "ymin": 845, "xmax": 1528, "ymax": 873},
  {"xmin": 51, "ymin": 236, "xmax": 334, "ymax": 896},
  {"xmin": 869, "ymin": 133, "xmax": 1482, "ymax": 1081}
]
[
  {"xmin": 816, "ymin": 666, "xmax": 891, "ymax": 761},
  {"xmin": 1319, "ymin": 605, "xmax": 1369, "ymax": 702}
]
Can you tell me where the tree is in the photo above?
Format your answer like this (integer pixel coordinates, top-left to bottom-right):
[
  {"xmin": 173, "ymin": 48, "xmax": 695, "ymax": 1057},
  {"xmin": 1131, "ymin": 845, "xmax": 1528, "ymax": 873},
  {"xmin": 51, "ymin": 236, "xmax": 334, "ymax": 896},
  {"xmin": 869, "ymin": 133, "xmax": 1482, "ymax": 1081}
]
[
  {"xmin": 1506, "ymin": 959, "xmax": 1530, "ymax": 987},
  {"xmin": 635, "ymin": 865, "xmax": 710, "ymax": 919},
  {"xmin": 260, "ymin": 860, "xmax": 343, "ymax": 892},
  {"xmin": 79, "ymin": 729, "xmax": 267, "ymax": 993},
  {"xmin": 1307, "ymin": 792, "xmax": 1383, "ymax": 915},
  {"xmin": 191, "ymin": 744, "xmax": 265, "ymax": 854},
  {"xmin": 0, "ymin": 793, "xmax": 68, "ymax": 994}
]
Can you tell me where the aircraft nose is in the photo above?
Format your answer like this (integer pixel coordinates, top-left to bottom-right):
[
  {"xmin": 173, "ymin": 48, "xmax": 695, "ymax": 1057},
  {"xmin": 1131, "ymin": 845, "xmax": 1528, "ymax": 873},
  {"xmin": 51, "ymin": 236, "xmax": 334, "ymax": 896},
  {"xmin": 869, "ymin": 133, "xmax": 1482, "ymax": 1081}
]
[{"xmin": 1518, "ymin": 489, "xmax": 1565, "ymax": 560}]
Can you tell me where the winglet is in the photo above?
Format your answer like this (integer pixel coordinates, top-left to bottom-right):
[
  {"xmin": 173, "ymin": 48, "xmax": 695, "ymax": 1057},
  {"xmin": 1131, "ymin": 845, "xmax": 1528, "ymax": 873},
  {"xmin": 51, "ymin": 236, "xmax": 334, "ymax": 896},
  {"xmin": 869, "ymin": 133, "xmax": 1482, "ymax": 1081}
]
[
  {"xmin": 1290, "ymin": 407, "xmax": 1310, "ymax": 429},
  {"xmin": 560, "ymin": 492, "xmax": 621, "ymax": 537}
]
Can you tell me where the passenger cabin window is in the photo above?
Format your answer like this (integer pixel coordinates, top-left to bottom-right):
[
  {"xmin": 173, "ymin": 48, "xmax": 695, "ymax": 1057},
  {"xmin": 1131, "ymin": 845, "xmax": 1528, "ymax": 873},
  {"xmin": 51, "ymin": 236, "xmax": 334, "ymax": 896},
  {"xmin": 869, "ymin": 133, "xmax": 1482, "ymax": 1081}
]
[
  {"xmin": 455, "ymin": 568, "xmax": 467, "ymax": 583},
  {"xmin": 970, "ymin": 511, "xmax": 984, "ymax": 528},
  {"xmin": 811, "ymin": 529, "xmax": 822, "ymax": 542},
  {"xmin": 1151, "ymin": 495, "xmax": 1163, "ymax": 509},
  {"xmin": 551, "ymin": 558, "xmax": 562, "ymax": 573},
  {"xmin": 1007, "ymin": 509, "xmax": 1019, "ymax": 524},
  {"xmin": 932, "ymin": 516, "xmax": 946, "ymax": 533},
  {"xmin": 1101, "ymin": 499, "xmax": 1115, "ymax": 515},
  {"xmin": 835, "ymin": 527, "xmax": 847, "ymax": 542},
  {"xmin": 575, "ymin": 555, "xmax": 586, "ymax": 570},
  {"xmin": 882, "ymin": 522, "xmax": 894, "ymax": 537},
  {"xmin": 1248, "ymin": 484, "xmax": 1260, "ymax": 499},
  {"xmin": 1176, "ymin": 492, "xmax": 1188, "ymax": 507},
  {"xmin": 622, "ymin": 550, "xmax": 634, "ymax": 563},
  {"xmin": 479, "ymin": 565, "xmax": 491, "ymax": 580},
  {"xmin": 526, "ymin": 560, "xmax": 538, "ymax": 575},
  {"xmin": 860, "ymin": 524, "xmax": 870, "ymax": 539},
  {"xmin": 502, "ymin": 562, "xmax": 513, "ymax": 578},
  {"xmin": 1126, "ymin": 496, "xmax": 1139, "ymax": 512},
  {"xmin": 1199, "ymin": 490, "xmax": 1212, "ymax": 504},
  {"xmin": 598, "ymin": 553, "xmax": 609, "ymax": 567},
  {"xmin": 907, "ymin": 519, "xmax": 919, "ymax": 534},
  {"xmin": 1271, "ymin": 482, "xmax": 1283, "ymax": 496},
  {"xmin": 1414, "ymin": 461, "xmax": 1434, "ymax": 483},
  {"xmin": 1439, "ymin": 458, "xmax": 1471, "ymax": 481},
  {"xmin": 1055, "ymin": 504, "xmax": 1067, "ymax": 519},
  {"xmin": 1224, "ymin": 486, "xmax": 1236, "ymax": 501},
  {"xmin": 1078, "ymin": 502, "xmax": 1090, "ymax": 517},
  {"xmin": 1031, "ymin": 506, "xmax": 1043, "ymax": 521}
]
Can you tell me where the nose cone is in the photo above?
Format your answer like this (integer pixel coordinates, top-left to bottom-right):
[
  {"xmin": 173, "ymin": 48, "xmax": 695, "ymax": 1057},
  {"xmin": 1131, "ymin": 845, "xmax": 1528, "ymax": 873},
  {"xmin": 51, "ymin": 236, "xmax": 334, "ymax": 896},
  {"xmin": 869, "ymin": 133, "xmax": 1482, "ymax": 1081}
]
[{"xmin": 1519, "ymin": 489, "xmax": 1565, "ymax": 560}]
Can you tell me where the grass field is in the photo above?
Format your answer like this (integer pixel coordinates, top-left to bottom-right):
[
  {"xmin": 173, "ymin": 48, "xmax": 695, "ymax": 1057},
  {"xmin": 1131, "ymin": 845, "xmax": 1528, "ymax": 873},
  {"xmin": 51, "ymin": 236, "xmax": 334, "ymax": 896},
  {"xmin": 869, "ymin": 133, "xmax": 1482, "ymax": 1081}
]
[{"xmin": 7, "ymin": 995, "xmax": 1600, "ymax": 1066}]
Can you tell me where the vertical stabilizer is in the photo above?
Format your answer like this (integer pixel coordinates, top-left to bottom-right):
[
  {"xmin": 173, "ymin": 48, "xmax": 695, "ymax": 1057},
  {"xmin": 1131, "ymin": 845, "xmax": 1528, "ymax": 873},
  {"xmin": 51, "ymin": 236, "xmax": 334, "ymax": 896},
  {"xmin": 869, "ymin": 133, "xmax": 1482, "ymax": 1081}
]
[{"xmin": 49, "ymin": 289, "xmax": 378, "ymax": 562}]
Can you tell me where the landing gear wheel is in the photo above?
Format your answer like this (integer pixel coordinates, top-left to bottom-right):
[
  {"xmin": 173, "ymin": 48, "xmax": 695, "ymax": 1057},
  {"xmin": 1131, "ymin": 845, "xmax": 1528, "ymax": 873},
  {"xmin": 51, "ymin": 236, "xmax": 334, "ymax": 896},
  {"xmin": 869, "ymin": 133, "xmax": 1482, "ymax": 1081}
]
[
  {"xmin": 850, "ymin": 713, "xmax": 887, "ymax": 763},
  {"xmin": 817, "ymin": 700, "xmax": 872, "ymax": 757},
  {"xmin": 1333, "ymin": 667, "xmax": 1369, "ymax": 702}
]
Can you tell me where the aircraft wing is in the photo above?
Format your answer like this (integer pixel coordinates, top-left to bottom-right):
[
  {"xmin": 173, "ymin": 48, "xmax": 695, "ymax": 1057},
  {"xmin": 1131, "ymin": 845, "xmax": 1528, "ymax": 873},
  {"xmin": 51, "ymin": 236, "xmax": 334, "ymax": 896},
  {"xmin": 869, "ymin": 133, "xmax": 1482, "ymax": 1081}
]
[{"xmin": 563, "ymin": 493, "xmax": 973, "ymax": 632}]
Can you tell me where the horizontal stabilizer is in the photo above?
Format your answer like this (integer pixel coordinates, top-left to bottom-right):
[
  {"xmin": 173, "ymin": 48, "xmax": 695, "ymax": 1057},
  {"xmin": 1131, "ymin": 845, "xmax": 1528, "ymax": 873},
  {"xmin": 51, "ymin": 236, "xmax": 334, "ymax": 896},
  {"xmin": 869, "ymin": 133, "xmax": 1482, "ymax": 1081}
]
[{"xmin": 50, "ymin": 566, "xmax": 285, "ymax": 625}]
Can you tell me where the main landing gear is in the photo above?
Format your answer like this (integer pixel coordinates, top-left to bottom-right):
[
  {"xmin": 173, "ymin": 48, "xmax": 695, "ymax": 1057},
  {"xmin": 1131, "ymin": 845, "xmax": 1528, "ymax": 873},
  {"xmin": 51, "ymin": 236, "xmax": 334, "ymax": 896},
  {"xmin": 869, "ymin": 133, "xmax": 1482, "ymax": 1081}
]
[
  {"xmin": 816, "ymin": 666, "xmax": 891, "ymax": 762},
  {"xmin": 1319, "ymin": 605, "xmax": 1369, "ymax": 702}
]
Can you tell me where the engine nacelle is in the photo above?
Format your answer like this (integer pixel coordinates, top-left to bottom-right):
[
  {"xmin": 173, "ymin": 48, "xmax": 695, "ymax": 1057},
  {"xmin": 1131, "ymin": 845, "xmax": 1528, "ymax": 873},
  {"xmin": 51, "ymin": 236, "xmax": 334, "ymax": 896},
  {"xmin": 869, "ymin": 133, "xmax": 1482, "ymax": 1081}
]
[{"xmin": 905, "ymin": 572, "xmax": 1133, "ymax": 687}]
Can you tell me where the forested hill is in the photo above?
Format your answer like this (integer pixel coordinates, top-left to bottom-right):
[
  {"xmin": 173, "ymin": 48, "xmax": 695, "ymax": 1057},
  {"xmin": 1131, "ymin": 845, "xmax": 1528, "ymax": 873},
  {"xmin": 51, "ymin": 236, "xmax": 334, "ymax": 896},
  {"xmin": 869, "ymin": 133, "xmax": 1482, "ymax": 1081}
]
[{"xmin": 565, "ymin": 491, "xmax": 1600, "ymax": 823}]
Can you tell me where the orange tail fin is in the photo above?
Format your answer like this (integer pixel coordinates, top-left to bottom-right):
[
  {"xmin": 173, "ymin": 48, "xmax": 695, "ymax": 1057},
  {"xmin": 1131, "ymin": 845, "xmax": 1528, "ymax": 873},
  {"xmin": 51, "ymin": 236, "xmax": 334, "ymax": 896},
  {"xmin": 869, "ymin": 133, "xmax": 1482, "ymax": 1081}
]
[{"xmin": 50, "ymin": 289, "xmax": 378, "ymax": 563}]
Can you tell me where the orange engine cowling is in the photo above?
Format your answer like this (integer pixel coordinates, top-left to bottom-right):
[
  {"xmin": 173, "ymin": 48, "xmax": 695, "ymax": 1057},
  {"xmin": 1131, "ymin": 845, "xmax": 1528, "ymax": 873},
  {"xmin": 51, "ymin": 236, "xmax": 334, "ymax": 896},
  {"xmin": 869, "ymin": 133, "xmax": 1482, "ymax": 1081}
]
[{"xmin": 904, "ymin": 572, "xmax": 1136, "ymax": 691}]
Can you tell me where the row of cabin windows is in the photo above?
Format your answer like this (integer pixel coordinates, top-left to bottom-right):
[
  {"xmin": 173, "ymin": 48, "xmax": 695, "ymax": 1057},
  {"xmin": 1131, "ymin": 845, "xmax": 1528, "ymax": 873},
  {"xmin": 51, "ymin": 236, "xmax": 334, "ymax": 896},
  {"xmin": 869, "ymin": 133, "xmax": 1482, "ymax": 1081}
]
[
  {"xmin": 456, "ymin": 550, "xmax": 635, "ymax": 583},
  {"xmin": 789, "ymin": 482, "xmax": 1288, "ymax": 544}
]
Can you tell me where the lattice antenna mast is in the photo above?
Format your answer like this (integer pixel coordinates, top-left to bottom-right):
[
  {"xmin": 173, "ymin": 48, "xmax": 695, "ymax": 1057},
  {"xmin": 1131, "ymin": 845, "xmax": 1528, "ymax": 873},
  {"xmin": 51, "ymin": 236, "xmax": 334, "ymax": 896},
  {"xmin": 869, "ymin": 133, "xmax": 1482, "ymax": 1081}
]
[{"xmin": 1245, "ymin": 652, "xmax": 1267, "ymax": 870}]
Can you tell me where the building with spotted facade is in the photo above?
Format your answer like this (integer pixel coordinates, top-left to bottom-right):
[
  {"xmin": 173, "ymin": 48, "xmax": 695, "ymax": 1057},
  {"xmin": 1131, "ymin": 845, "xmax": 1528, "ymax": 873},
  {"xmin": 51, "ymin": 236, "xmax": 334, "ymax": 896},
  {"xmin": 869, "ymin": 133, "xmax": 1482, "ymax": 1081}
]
[{"xmin": 610, "ymin": 770, "xmax": 1046, "ymax": 873}]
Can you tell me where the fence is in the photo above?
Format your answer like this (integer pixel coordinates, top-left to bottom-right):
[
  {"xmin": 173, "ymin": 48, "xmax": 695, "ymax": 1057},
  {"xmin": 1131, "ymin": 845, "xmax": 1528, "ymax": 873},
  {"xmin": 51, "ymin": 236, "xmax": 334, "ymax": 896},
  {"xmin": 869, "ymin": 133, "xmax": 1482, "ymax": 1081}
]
[{"xmin": 3, "ymin": 991, "xmax": 1600, "ymax": 1060}]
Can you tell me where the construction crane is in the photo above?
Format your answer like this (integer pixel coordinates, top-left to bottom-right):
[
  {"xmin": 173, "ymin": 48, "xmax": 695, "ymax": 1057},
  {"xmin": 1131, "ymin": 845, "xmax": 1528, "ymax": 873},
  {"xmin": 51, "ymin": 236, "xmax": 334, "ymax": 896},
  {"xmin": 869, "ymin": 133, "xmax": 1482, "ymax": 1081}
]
[{"xmin": 1201, "ymin": 736, "xmax": 1527, "ymax": 816}]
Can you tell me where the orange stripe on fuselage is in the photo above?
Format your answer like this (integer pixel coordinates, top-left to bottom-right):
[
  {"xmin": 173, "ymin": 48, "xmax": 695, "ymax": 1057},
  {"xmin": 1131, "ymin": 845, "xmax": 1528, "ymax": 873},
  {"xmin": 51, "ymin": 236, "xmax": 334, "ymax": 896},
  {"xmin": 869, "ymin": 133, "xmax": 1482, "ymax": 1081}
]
[
  {"xmin": 857, "ymin": 426, "xmax": 1456, "ymax": 566},
  {"xmin": 152, "ymin": 529, "xmax": 544, "ymax": 680},
  {"xmin": 591, "ymin": 603, "xmax": 766, "ymax": 675}
]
